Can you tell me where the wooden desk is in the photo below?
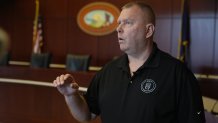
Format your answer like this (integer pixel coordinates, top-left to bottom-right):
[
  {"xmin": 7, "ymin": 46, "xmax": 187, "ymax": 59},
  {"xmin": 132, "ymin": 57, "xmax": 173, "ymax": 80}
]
[
  {"xmin": 0, "ymin": 66, "xmax": 101, "ymax": 123},
  {"xmin": 198, "ymin": 78, "xmax": 218, "ymax": 100}
]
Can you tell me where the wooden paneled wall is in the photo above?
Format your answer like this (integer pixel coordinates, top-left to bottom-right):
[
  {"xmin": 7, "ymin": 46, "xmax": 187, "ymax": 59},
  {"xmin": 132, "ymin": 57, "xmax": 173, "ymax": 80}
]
[
  {"xmin": 0, "ymin": 66, "xmax": 100, "ymax": 123},
  {"xmin": 0, "ymin": 0, "xmax": 218, "ymax": 73}
]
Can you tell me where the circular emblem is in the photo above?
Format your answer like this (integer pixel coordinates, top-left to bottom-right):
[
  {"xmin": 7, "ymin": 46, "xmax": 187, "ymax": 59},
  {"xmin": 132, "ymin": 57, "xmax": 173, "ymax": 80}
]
[
  {"xmin": 141, "ymin": 79, "xmax": 156, "ymax": 93},
  {"xmin": 77, "ymin": 2, "xmax": 120, "ymax": 36}
]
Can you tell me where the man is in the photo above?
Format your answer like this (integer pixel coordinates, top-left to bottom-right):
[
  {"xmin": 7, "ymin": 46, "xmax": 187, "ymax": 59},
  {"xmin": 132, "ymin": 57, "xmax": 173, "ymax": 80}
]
[{"xmin": 53, "ymin": 1, "xmax": 205, "ymax": 123}]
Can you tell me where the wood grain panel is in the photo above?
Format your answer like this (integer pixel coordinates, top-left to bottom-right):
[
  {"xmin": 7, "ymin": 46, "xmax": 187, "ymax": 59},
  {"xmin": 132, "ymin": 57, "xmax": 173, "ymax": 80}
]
[
  {"xmin": 44, "ymin": 0, "xmax": 68, "ymax": 18},
  {"xmin": 173, "ymin": 0, "xmax": 216, "ymax": 18},
  {"xmin": 198, "ymin": 78, "xmax": 218, "ymax": 100},
  {"xmin": 68, "ymin": 0, "xmax": 104, "ymax": 21},
  {"xmin": 14, "ymin": 0, "xmax": 35, "ymax": 19},
  {"xmin": 107, "ymin": 0, "xmax": 127, "ymax": 9},
  {"xmin": 145, "ymin": 0, "xmax": 172, "ymax": 17},
  {"xmin": 44, "ymin": 19, "xmax": 67, "ymax": 63},
  {"xmin": 217, "ymin": 0, "xmax": 218, "ymax": 17},
  {"xmin": 11, "ymin": 19, "xmax": 33, "ymax": 61},
  {"xmin": 0, "ymin": 83, "xmax": 100, "ymax": 123},
  {"xmin": 0, "ymin": 66, "xmax": 99, "ymax": 123},
  {"xmin": 0, "ymin": 0, "xmax": 14, "ymax": 18},
  {"xmin": 67, "ymin": 17, "xmax": 98, "ymax": 66},
  {"xmin": 172, "ymin": 0, "xmax": 182, "ymax": 18},
  {"xmin": 190, "ymin": 0, "xmax": 216, "ymax": 18}
]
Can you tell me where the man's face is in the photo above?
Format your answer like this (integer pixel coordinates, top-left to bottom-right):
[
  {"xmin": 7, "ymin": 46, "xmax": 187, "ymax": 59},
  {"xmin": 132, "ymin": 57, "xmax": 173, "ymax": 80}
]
[{"xmin": 117, "ymin": 5, "xmax": 148, "ymax": 55}]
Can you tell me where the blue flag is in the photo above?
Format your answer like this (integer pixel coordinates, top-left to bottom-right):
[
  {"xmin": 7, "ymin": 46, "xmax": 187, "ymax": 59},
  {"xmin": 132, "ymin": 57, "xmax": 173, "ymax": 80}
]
[{"xmin": 178, "ymin": 0, "xmax": 190, "ymax": 63}]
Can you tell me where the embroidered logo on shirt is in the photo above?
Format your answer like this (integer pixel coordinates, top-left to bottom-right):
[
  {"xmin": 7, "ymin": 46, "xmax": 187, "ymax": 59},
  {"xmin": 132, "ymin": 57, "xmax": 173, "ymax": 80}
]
[{"xmin": 141, "ymin": 79, "xmax": 156, "ymax": 93}]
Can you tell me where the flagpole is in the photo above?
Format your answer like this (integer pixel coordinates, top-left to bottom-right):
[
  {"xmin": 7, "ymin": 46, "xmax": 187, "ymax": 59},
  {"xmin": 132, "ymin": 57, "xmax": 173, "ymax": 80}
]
[
  {"xmin": 33, "ymin": 0, "xmax": 39, "ymax": 52},
  {"xmin": 177, "ymin": 0, "xmax": 185, "ymax": 61}
]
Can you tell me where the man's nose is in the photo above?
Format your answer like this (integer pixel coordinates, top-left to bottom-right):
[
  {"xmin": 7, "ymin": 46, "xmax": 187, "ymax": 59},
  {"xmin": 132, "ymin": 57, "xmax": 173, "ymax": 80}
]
[{"xmin": 116, "ymin": 24, "xmax": 123, "ymax": 33}]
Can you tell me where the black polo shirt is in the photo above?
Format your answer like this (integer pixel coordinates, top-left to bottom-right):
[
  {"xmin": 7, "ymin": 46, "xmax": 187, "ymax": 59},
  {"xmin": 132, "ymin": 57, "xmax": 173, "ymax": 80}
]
[{"xmin": 85, "ymin": 43, "xmax": 205, "ymax": 123}]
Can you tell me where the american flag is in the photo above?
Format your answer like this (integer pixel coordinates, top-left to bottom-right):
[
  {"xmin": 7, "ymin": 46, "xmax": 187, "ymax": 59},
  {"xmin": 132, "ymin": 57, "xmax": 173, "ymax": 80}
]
[{"xmin": 32, "ymin": 0, "xmax": 43, "ymax": 54}]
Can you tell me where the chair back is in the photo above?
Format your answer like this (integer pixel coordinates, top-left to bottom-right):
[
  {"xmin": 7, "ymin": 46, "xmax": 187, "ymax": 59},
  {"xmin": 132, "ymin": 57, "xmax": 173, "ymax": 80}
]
[
  {"xmin": 30, "ymin": 53, "xmax": 51, "ymax": 68},
  {"xmin": 66, "ymin": 54, "xmax": 91, "ymax": 71},
  {"xmin": 0, "ymin": 52, "xmax": 10, "ymax": 66}
]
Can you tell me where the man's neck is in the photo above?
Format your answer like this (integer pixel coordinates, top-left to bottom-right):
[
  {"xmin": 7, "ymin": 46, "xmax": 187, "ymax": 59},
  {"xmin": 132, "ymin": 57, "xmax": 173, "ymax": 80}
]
[{"xmin": 128, "ymin": 42, "xmax": 153, "ymax": 74}]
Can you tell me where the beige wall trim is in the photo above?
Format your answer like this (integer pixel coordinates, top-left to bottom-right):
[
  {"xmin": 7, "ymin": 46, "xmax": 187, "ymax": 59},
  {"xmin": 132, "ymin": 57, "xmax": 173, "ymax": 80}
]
[
  {"xmin": 195, "ymin": 74, "xmax": 218, "ymax": 80},
  {"xmin": 9, "ymin": 60, "xmax": 102, "ymax": 71},
  {"xmin": 9, "ymin": 61, "xmax": 30, "ymax": 66},
  {"xmin": 49, "ymin": 63, "xmax": 66, "ymax": 68},
  {"xmin": 195, "ymin": 74, "xmax": 208, "ymax": 79},
  {"xmin": 208, "ymin": 75, "xmax": 218, "ymax": 80},
  {"xmin": 0, "ymin": 78, "xmax": 87, "ymax": 92}
]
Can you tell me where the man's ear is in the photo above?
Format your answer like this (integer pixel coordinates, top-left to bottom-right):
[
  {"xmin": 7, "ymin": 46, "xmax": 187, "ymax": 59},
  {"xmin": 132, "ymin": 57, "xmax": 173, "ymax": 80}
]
[{"xmin": 145, "ymin": 23, "xmax": 155, "ymax": 38}]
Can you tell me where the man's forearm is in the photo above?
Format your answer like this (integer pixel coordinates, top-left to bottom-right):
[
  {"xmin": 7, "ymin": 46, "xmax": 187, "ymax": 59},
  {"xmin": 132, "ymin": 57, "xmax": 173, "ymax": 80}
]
[{"xmin": 64, "ymin": 92, "xmax": 92, "ymax": 122}]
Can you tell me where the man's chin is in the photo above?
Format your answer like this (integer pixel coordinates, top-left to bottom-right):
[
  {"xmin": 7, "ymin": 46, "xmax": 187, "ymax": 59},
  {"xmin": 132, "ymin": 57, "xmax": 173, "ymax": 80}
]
[
  {"xmin": 119, "ymin": 46, "xmax": 125, "ymax": 51},
  {"xmin": 119, "ymin": 47, "xmax": 128, "ymax": 53}
]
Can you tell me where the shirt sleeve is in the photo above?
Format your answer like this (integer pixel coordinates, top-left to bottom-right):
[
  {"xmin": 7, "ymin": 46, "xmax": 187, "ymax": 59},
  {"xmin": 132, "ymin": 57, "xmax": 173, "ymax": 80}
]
[
  {"xmin": 84, "ymin": 72, "xmax": 101, "ymax": 115},
  {"xmin": 176, "ymin": 63, "xmax": 206, "ymax": 123}
]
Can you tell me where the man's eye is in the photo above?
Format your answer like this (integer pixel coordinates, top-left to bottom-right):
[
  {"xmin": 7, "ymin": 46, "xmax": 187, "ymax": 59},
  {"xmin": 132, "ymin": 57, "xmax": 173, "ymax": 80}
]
[{"xmin": 125, "ymin": 21, "xmax": 132, "ymax": 25}]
